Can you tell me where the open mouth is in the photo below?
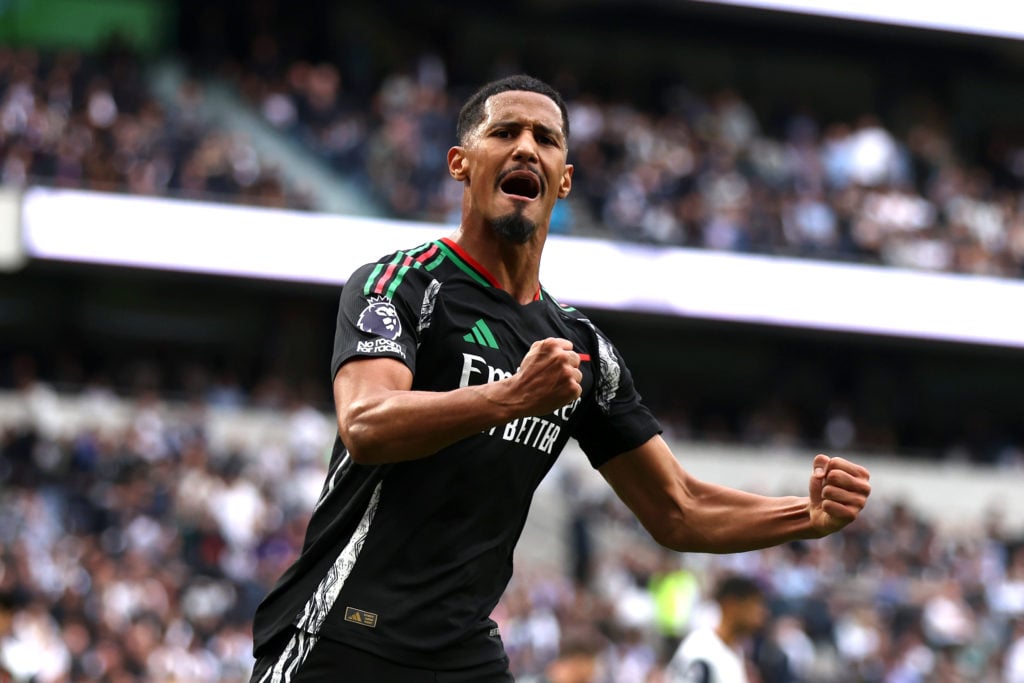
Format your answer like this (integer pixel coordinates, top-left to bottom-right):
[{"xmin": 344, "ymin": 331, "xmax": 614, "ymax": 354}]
[{"xmin": 498, "ymin": 170, "xmax": 542, "ymax": 201}]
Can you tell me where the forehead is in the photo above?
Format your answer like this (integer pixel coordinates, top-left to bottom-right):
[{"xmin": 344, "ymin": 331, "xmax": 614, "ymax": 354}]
[
  {"xmin": 481, "ymin": 90, "xmax": 563, "ymax": 131},
  {"xmin": 735, "ymin": 594, "xmax": 764, "ymax": 609}
]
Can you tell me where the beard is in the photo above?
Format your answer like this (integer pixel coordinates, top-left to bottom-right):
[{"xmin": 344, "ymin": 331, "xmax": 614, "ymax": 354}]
[{"xmin": 490, "ymin": 211, "xmax": 537, "ymax": 244}]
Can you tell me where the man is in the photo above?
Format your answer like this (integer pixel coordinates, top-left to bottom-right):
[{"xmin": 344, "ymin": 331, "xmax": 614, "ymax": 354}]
[
  {"xmin": 249, "ymin": 74, "xmax": 871, "ymax": 682},
  {"xmin": 665, "ymin": 575, "xmax": 767, "ymax": 683},
  {"xmin": 519, "ymin": 629, "xmax": 606, "ymax": 683}
]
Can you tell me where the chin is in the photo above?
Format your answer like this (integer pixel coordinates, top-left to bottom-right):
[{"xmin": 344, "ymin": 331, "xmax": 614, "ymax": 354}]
[{"xmin": 491, "ymin": 211, "xmax": 537, "ymax": 244}]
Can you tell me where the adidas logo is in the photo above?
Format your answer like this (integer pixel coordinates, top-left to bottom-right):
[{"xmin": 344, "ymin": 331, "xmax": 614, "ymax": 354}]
[
  {"xmin": 463, "ymin": 319, "xmax": 498, "ymax": 349},
  {"xmin": 344, "ymin": 606, "xmax": 378, "ymax": 628}
]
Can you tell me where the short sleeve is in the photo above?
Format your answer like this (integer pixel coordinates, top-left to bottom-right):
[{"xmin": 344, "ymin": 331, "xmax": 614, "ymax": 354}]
[
  {"xmin": 330, "ymin": 261, "xmax": 435, "ymax": 380},
  {"xmin": 571, "ymin": 323, "xmax": 661, "ymax": 469}
]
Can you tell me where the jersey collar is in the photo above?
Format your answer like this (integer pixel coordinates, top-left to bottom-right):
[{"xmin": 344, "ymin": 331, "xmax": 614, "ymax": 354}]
[{"xmin": 437, "ymin": 238, "xmax": 542, "ymax": 301}]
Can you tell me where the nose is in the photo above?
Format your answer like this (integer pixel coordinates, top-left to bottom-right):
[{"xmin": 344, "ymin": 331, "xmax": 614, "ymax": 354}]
[{"xmin": 511, "ymin": 131, "xmax": 539, "ymax": 163}]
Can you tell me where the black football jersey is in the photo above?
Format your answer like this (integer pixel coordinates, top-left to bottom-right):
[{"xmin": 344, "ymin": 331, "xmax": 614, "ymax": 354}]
[{"xmin": 252, "ymin": 237, "xmax": 661, "ymax": 669}]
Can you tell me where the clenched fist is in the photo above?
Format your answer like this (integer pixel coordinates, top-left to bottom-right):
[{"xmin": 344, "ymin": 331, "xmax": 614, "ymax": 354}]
[
  {"xmin": 808, "ymin": 454, "xmax": 871, "ymax": 536},
  {"xmin": 510, "ymin": 337, "xmax": 584, "ymax": 416}
]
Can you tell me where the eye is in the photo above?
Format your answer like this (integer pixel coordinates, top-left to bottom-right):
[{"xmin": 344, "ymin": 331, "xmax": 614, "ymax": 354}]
[{"xmin": 493, "ymin": 129, "xmax": 511, "ymax": 138}]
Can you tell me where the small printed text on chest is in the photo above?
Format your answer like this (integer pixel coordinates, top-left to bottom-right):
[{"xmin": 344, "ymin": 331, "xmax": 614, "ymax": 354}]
[{"xmin": 459, "ymin": 352, "xmax": 582, "ymax": 454}]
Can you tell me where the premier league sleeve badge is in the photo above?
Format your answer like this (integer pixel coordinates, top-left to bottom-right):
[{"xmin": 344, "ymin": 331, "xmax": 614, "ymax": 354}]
[{"xmin": 357, "ymin": 296, "xmax": 402, "ymax": 340}]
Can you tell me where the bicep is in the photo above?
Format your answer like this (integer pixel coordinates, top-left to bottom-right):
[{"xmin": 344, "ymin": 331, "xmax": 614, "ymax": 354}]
[{"xmin": 598, "ymin": 435, "xmax": 692, "ymax": 543}]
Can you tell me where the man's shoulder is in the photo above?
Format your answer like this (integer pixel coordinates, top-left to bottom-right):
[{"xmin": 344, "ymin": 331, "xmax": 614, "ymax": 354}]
[
  {"xmin": 356, "ymin": 240, "xmax": 446, "ymax": 273},
  {"xmin": 349, "ymin": 240, "xmax": 455, "ymax": 300},
  {"xmin": 679, "ymin": 660, "xmax": 712, "ymax": 683},
  {"xmin": 668, "ymin": 629, "xmax": 722, "ymax": 683},
  {"xmin": 679, "ymin": 627, "xmax": 726, "ymax": 652}
]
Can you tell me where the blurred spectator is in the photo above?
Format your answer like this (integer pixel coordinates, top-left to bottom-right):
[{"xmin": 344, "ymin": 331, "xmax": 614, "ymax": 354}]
[
  {"xmin": 519, "ymin": 628, "xmax": 607, "ymax": 683},
  {"xmin": 0, "ymin": 594, "xmax": 70, "ymax": 682},
  {"xmin": 0, "ymin": 44, "xmax": 310, "ymax": 210},
  {"xmin": 665, "ymin": 574, "xmax": 767, "ymax": 683},
  {"xmin": 1006, "ymin": 619, "xmax": 1024, "ymax": 683}
]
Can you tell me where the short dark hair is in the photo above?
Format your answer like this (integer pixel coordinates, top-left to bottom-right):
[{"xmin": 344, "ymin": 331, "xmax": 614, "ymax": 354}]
[
  {"xmin": 714, "ymin": 575, "xmax": 763, "ymax": 603},
  {"xmin": 456, "ymin": 74, "xmax": 570, "ymax": 145}
]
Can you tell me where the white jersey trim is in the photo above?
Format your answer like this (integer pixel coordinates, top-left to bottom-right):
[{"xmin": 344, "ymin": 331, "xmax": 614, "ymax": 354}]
[{"xmin": 295, "ymin": 481, "xmax": 383, "ymax": 634}]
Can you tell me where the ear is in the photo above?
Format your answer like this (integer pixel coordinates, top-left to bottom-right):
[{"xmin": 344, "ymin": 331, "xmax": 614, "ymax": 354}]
[
  {"xmin": 448, "ymin": 146, "xmax": 468, "ymax": 181},
  {"xmin": 557, "ymin": 163, "xmax": 574, "ymax": 199}
]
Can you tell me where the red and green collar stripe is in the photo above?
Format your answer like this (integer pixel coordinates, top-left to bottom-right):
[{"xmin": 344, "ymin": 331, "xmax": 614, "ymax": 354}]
[
  {"xmin": 361, "ymin": 238, "xmax": 544, "ymax": 301},
  {"xmin": 362, "ymin": 242, "xmax": 443, "ymax": 298},
  {"xmin": 435, "ymin": 238, "xmax": 542, "ymax": 301}
]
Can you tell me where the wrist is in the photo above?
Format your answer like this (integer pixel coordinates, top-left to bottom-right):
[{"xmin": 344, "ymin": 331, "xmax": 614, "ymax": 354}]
[
  {"xmin": 473, "ymin": 377, "xmax": 524, "ymax": 423},
  {"xmin": 801, "ymin": 496, "xmax": 833, "ymax": 540}
]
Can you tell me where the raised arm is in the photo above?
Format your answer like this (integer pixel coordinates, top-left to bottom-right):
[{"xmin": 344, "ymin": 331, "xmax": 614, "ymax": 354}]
[
  {"xmin": 598, "ymin": 435, "xmax": 871, "ymax": 553},
  {"xmin": 335, "ymin": 337, "xmax": 584, "ymax": 464}
]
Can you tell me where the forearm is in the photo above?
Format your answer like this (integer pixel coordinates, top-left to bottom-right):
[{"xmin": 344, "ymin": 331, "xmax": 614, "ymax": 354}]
[
  {"xmin": 664, "ymin": 481, "xmax": 820, "ymax": 553},
  {"xmin": 336, "ymin": 339, "xmax": 584, "ymax": 465},
  {"xmin": 600, "ymin": 437, "xmax": 826, "ymax": 553},
  {"xmin": 340, "ymin": 380, "xmax": 520, "ymax": 464}
]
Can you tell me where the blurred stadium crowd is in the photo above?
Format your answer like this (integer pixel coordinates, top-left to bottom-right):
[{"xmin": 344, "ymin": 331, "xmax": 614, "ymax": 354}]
[
  {"xmin": 3, "ymin": 6, "xmax": 1024, "ymax": 683},
  {"xmin": 237, "ymin": 52, "xmax": 1024, "ymax": 279},
  {"xmin": 3, "ymin": 40, "xmax": 1024, "ymax": 277},
  {"xmin": 0, "ymin": 43, "xmax": 310, "ymax": 211},
  {"xmin": 2, "ymin": 369, "xmax": 1024, "ymax": 682}
]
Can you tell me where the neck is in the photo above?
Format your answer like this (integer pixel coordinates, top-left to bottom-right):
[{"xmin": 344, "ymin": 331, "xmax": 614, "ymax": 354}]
[
  {"xmin": 715, "ymin": 623, "xmax": 742, "ymax": 648},
  {"xmin": 448, "ymin": 222, "xmax": 545, "ymax": 304}
]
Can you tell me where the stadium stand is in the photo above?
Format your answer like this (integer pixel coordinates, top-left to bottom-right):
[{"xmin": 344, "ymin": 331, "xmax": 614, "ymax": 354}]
[
  {"xmin": 4, "ymin": 16, "xmax": 1024, "ymax": 277},
  {"xmin": 209, "ymin": 22, "xmax": 1024, "ymax": 277},
  {"xmin": 234, "ymin": 54, "xmax": 1024, "ymax": 278},
  {"xmin": 0, "ymin": 42, "xmax": 312, "ymax": 210},
  {"xmin": 2, "ymin": 1, "xmax": 1024, "ymax": 681},
  {"xmin": 2, "ymin": 373, "xmax": 1024, "ymax": 681}
]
